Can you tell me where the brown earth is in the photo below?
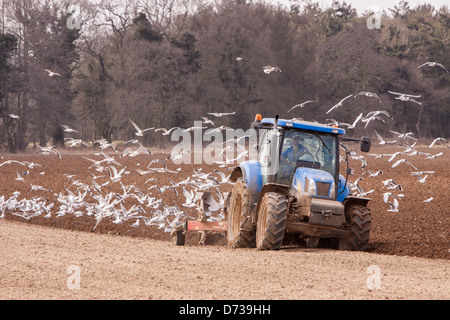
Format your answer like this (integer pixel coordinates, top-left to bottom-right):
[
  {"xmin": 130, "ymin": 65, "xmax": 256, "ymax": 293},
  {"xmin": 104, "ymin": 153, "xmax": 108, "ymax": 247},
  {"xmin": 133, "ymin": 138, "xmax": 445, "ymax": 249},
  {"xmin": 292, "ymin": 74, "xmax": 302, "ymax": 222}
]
[{"xmin": 0, "ymin": 144, "xmax": 449, "ymax": 300}]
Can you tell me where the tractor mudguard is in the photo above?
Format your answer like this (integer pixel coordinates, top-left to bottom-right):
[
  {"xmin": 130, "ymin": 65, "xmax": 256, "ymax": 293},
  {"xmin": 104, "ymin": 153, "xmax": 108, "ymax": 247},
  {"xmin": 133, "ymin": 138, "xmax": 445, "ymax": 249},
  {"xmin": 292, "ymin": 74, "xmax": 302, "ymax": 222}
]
[
  {"xmin": 343, "ymin": 196, "xmax": 371, "ymax": 209},
  {"xmin": 336, "ymin": 174, "xmax": 350, "ymax": 203},
  {"xmin": 229, "ymin": 161, "xmax": 263, "ymax": 194}
]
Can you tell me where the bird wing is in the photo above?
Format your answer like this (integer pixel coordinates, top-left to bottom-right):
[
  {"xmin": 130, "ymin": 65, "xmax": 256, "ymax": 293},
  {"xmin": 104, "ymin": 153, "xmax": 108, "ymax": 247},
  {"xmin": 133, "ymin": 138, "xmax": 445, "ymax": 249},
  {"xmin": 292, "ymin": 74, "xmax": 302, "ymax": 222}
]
[
  {"xmin": 374, "ymin": 130, "xmax": 384, "ymax": 143},
  {"xmin": 287, "ymin": 105, "xmax": 299, "ymax": 113},
  {"xmin": 435, "ymin": 63, "xmax": 449, "ymax": 72},
  {"xmin": 129, "ymin": 119, "xmax": 141, "ymax": 132},
  {"xmin": 391, "ymin": 159, "xmax": 404, "ymax": 168},
  {"xmin": 325, "ymin": 104, "xmax": 338, "ymax": 114},
  {"xmin": 341, "ymin": 94, "xmax": 354, "ymax": 102},
  {"xmin": 408, "ymin": 98, "xmax": 422, "ymax": 104},
  {"xmin": 417, "ymin": 62, "xmax": 429, "ymax": 68}
]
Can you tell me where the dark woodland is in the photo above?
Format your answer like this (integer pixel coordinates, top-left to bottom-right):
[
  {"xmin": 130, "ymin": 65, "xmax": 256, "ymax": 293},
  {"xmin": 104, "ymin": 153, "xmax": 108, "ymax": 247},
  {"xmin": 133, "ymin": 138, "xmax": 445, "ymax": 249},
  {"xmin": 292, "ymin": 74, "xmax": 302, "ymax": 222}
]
[{"xmin": 0, "ymin": 0, "xmax": 449, "ymax": 152}]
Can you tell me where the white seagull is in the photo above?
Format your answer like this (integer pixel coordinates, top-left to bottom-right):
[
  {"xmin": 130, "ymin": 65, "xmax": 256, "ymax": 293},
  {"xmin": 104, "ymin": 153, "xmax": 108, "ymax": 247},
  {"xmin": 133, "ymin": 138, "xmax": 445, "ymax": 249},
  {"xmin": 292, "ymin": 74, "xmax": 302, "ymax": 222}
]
[
  {"xmin": 388, "ymin": 90, "xmax": 422, "ymax": 105},
  {"xmin": 354, "ymin": 91, "xmax": 381, "ymax": 103},
  {"xmin": 362, "ymin": 170, "xmax": 383, "ymax": 177},
  {"xmin": 287, "ymin": 100, "xmax": 315, "ymax": 113},
  {"xmin": 207, "ymin": 112, "xmax": 236, "ymax": 117},
  {"xmin": 386, "ymin": 197, "xmax": 399, "ymax": 213},
  {"xmin": 61, "ymin": 124, "xmax": 79, "ymax": 133},
  {"xmin": 392, "ymin": 159, "xmax": 417, "ymax": 170},
  {"xmin": 374, "ymin": 131, "xmax": 397, "ymax": 145},
  {"xmin": 154, "ymin": 127, "xmax": 180, "ymax": 136},
  {"xmin": 44, "ymin": 69, "xmax": 63, "ymax": 78},
  {"xmin": 201, "ymin": 117, "xmax": 216, "ymax": 126},
  {"xmin": 417, "ymin": 62, "xmax": 449, "ymax": 73},
  {"xmin": 325, "ymin": 94, "xmax": 353, "ymax": 114},
  {"xmin": 410, "ymin": 172, "xmax": 429, "ymax": 183},
  {"xmin": 426, "ymin": 152, "xmax": 443, "ymax": 159},
  {"xmin": 337, "ymin": 113, "xmax": 363, "ymax": 129},
  {"xmin": 262, "ymin": 66, "xmax": 281, "ymax": 74},
  {"xmin": 428, "ymin": 137, "xmax": 447, "ymax": 148},
  {"xmin": 129, "ymin": 119, "xmax": 154, "ymax": 136}
]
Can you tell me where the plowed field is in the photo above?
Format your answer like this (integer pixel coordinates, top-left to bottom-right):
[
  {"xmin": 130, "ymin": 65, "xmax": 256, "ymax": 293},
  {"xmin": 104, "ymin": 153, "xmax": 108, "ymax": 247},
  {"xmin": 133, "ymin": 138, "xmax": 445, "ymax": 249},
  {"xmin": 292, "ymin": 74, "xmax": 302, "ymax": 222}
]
[
  {"xmin": 0, "ymin": 144, "xmax": 449, "ymax": 300},
  {"xmin": 0, "ymin": 145, "xmax": 448, "ymax": 259}
]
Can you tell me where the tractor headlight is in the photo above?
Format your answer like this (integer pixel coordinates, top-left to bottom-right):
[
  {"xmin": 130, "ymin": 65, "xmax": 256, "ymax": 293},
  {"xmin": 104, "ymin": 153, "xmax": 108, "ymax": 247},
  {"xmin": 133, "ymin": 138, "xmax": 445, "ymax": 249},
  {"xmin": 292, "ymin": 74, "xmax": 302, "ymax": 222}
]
[
  {"xmin": 308, "ymin": 178, "xmax": 316, "ymax": 195},
  {"xmin": 329, "ymin": 181, "xmax": 336, "ymax": 198}
]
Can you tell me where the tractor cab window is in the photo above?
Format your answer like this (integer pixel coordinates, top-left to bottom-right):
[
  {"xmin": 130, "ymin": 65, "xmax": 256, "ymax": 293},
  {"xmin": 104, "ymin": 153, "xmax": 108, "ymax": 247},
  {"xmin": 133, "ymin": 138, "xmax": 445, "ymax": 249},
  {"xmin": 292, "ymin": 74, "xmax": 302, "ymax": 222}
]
[{"xmin": 276, "ymin": 129, "xmax": 337, "ymax": 185}]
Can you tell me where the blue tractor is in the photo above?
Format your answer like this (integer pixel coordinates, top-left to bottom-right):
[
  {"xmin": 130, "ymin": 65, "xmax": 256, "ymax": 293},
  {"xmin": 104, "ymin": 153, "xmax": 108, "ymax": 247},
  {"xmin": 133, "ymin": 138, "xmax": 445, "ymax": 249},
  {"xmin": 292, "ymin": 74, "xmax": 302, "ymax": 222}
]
[{"xmin": 226, "ymin": 115, "xmax": 372, "ymax": 251}]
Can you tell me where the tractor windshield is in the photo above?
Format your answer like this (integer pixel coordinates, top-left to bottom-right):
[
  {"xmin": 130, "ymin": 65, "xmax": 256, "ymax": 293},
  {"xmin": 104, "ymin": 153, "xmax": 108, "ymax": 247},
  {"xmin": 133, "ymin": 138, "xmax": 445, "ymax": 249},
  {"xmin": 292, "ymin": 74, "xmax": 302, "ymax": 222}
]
[{"xmin": 276, "ymin": 129, "xmax": 337, "ymax": 185}]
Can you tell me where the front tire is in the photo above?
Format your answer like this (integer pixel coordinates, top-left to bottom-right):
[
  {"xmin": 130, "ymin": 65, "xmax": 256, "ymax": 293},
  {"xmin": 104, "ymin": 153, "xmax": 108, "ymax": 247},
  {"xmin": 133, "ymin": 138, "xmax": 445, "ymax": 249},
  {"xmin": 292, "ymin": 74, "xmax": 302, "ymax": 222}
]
[
  {"xmin": 256, "ymin": 192, "xmax": 287, "ymax": 250},
  {"xmin": 344, "ymin": 204, "xmax": 372, "ymax": 251}
]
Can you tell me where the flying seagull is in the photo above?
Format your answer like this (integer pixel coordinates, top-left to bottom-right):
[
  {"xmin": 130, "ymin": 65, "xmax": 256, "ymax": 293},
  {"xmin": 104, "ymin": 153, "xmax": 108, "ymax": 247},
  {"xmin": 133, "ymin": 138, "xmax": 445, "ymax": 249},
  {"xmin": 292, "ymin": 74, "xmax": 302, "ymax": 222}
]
[
  {"xmin": 385, "ymin": 198, "xmax": 400, "ymax": 213},
  {"xmin": 417, "ymin": 62, "xmax": 448, "ymax": 73},
  {"xmin": 426, "ymin": 152, "xmax": 443, "ymax": 159},
  {"xmin": 428, "ymin": 137, "xmax": 447, "ymax": 148},
  {"xmin": 410, "ymin": 172, "xmax": 429, "ymax": 183},
  {"xmin": 154, "ymin": 127, "xmax": 180, "ymax": 136},
  {"xmin": 391, "ymin": 159, "xmax": 417, "ymax": 170},
  {"xmin": 287, "ymin": 100, "xmax": 315, "ymax": 113},
  {"xmin": 61, "ymin": 124, "xmax": 79, "ymax": 133},
  {"xmin": 200, "ymin": 117, "xmax": 216, "ymax": 126},
  {"xmin": 43, "ymin": 69, "xmax": 63, "ymax": 78},
  {"xmin": 262, "ymin": 66, "xmax": 281, "ymax": 74},
  {"xmin": 354, "ymin": 91, "xmax": 381, "ymax": 103},
  {"xmin": 388, "ymin": 90, "xmax": 422, "ymax": 105},
  {"xmin": 326, "ymin": 94, "xmax": 353, "ymax": 114},
  {"xmin": 374, "ymin": 130, "xmax": 397, "ymax": 145},
  {"xmin": 129, "ymin": 119, "xmax": 154, "ymax": 136},
  {"xmin": 207, "ymin": 112, "xmax": 236, "ymax": 117}
]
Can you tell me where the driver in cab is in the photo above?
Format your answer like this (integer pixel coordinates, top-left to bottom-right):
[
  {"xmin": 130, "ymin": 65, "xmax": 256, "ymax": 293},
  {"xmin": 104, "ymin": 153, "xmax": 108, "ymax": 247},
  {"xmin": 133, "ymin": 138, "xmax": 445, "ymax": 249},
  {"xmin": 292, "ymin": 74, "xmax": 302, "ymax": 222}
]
[{"xmin": 281, "ymin": 135, "xmax": 309, "ymax": 163}]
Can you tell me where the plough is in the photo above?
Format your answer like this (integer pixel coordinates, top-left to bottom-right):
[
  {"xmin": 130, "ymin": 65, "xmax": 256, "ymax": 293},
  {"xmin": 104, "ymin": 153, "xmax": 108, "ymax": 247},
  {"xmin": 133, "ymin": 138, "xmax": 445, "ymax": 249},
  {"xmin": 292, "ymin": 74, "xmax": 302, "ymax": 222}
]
[{"xmin": 170, "ymin": 191, "xmax": 229, "ymax": 246}]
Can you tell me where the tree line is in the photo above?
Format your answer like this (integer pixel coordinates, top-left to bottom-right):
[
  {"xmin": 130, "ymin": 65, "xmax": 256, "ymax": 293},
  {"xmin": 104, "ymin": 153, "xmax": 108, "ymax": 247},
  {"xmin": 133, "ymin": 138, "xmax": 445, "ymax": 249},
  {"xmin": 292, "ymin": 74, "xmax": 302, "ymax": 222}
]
[{"xmin": 0, "ymin": 0, "xmax": 449, "ymax": 152}]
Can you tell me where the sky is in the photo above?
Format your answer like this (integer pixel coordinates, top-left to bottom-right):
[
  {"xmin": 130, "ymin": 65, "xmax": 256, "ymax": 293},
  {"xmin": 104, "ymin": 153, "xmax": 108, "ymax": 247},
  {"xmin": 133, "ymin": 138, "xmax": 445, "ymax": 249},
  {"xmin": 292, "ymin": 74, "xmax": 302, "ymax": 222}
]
[{"xmin": 272, "ymin": 0, "xmax": 449, "ymax": 15}]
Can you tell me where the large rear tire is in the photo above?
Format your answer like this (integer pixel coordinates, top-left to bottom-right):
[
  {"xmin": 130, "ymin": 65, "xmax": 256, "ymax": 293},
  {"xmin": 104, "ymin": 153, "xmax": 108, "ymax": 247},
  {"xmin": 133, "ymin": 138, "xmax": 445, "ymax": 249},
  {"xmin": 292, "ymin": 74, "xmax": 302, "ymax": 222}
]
[
  {"xmin": 344, "ymin": 204, "xmax": 372, "ymax": 251},
  {"xmin": 226, "ymin": 178, "xmax": 256, "ymax": 248},
  {"xmin": 256, "ymin": 192, "xmax": 287, "ymax": 250}
]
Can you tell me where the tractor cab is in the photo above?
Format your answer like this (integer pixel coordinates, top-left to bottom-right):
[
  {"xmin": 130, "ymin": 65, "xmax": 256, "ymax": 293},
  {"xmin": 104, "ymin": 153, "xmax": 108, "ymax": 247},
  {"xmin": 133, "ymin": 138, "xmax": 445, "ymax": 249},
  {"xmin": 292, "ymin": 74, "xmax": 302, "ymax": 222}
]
[
  {"xmin": 256, "ymin": 117, "xmax": 342, "ymax": 197},
  {"xmin": 251, "ymin": 115, "xmax": 371, "ymax": 201}
]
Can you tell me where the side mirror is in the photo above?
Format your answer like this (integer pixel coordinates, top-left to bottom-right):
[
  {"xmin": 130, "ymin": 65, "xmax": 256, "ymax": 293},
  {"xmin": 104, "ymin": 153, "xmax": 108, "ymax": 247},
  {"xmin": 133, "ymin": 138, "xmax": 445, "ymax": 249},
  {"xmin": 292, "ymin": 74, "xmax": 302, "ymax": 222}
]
[{"xmin": 360, "ymin": 136, "xmax": 371, "ymax": 153}]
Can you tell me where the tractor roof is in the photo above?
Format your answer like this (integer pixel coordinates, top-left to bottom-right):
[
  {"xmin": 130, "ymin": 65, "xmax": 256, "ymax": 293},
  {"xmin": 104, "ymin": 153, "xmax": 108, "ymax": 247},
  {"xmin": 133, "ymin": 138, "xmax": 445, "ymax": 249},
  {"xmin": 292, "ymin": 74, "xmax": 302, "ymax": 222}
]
[{"xmin": 260, "ymin": 118, "xmax": 346, "ymax": 135}]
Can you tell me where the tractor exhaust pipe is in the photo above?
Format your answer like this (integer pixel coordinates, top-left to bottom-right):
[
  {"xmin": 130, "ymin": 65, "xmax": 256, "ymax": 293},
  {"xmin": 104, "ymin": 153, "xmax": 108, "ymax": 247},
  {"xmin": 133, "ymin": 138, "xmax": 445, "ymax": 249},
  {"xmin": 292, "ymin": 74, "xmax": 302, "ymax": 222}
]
[{"xmin": 267, "ymin": 115, "xmax": 280, "ymax": 183}]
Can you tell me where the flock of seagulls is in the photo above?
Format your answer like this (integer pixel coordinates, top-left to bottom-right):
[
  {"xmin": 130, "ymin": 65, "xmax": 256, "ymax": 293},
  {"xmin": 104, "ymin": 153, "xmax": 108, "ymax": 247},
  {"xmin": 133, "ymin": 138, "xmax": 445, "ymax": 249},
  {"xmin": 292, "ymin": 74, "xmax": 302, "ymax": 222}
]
[
  {"xmin": 0, "ymin": 58, "xmax": 447, "ymax": 236},
  {"xmin": 0, "ymin": 112, "xmax": 243, "ymax": 234},
  {"xmin": 348, "ymin": 125, "xmax": 445, "ymax": 212},
  {"xmin": 349, "ymin": 128, "xmax": 446, "ymax": 212}
]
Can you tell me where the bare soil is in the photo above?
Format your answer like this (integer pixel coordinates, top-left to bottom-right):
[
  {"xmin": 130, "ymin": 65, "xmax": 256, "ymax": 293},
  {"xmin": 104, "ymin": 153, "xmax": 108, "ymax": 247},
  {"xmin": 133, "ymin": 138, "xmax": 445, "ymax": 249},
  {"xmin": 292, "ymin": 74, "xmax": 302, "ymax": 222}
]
[{"xmin": 0, "ymin": 145, "xmax": 449, "ymax": 300}]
